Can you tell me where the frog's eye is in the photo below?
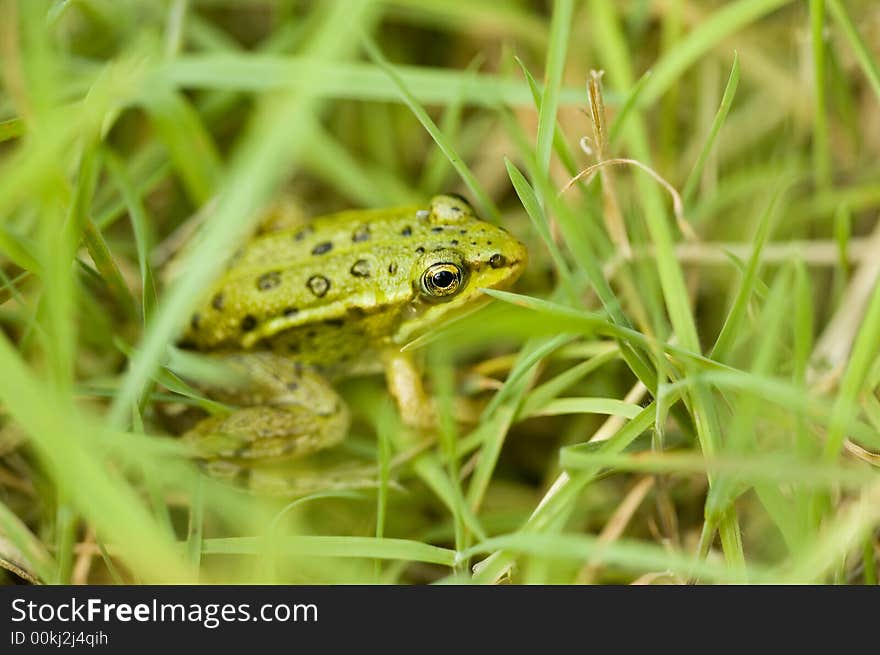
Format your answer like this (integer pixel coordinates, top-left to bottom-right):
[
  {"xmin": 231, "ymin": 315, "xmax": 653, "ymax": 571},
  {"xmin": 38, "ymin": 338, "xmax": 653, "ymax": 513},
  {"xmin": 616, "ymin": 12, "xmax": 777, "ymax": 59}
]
[{"xmin": 421, "ymin": 262, "xmax": 465, "ymax": 299}]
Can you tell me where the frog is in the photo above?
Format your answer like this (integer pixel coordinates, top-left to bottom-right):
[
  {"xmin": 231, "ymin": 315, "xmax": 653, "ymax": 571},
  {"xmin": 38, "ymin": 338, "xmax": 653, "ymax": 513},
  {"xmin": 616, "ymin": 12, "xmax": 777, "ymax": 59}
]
[{"xmin": 176, "ymin": 194, "xmax": 527, "ymax": 493}]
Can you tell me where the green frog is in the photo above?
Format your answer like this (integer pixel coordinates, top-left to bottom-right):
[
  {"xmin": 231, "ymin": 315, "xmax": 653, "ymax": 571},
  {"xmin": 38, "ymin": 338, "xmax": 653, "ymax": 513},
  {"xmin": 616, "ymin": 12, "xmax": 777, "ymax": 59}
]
[{"xmin": 177, "ymin": 194, "xmax": 527, "ymax": 492}]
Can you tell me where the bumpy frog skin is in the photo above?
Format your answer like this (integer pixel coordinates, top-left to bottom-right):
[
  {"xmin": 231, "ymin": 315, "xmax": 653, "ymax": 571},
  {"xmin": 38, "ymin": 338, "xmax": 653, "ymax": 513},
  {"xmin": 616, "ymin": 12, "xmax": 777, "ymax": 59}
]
[{"xmin": 178, "ymin": 195, "xmax": 526, "ymax": 493}]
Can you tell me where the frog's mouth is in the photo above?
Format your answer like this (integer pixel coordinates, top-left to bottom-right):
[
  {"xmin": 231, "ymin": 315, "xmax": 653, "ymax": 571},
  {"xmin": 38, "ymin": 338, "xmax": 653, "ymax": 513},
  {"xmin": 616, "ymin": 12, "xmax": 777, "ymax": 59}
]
[
  {"xmin": 393, "ymin": 249, "xmax": 527, "ymax": 346},
  {"xmin": 394, "ymin": 293, "xmax": 492, "ymax": 348}
]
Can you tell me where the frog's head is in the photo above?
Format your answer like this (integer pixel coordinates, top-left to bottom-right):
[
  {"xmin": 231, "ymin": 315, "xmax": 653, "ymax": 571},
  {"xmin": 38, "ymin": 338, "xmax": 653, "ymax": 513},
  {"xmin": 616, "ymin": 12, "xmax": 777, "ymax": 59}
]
[{"xmin": 394, "ymin": 194, "xmax": 527, "ymax": 343}]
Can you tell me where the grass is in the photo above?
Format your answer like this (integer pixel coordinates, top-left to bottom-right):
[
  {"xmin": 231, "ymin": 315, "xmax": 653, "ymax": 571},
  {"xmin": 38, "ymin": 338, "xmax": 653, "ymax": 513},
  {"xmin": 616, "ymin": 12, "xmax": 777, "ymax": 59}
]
[{"xmin": 0, "ymin": 0, "xmax": 878, "ymax": 585}]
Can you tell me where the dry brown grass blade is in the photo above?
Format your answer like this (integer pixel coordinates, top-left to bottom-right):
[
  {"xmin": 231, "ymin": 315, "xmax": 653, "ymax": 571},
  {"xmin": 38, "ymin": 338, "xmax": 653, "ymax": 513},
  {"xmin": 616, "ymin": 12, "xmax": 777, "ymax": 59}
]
[
  {"xmin": 561, "ymin": 157, "xmax": 698, "ymax": 242},
  {"xmin": 585, "ymin": 70, "xmax": 632, "ymax": 257},
  {"xmin": 576, "ymin": 476, "xmax": 656, "ymax": 584},
  {"xmin": 810, "ymin": 217, "xmax": 880, "ymax": 383}
]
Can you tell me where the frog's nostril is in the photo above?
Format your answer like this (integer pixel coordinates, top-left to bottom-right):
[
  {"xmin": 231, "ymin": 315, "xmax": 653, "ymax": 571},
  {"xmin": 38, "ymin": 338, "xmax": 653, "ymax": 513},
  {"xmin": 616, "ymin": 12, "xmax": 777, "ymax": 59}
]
[{"xmin": 489, "ymin": 253, "xmax": 507, "ymax": 269}]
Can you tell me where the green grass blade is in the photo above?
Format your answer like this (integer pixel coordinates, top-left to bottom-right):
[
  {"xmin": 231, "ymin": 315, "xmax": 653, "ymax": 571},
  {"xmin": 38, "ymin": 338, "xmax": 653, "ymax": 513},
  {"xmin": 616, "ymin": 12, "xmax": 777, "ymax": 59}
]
[
  {"xmin": 514, "ymin": 56, "xmax": 580, "ymax": 176},
  {"xmin": 162, "ymin": 55, "xmax": 592, "ymax": 107},
  {"xmin": 0, "ymin": 337, "xmax": 191, "ymax": 581},
  {"xmin": 419, "ymin": 55, "xmax": 484, "ymax": 194},
  {"xmin": 204, "ymin": 536, "xmax": 458, "ymax": 567},
  {"xmin": 104, "ymin": 150, "xmax": 159, "ymax": 322},
  {"xmin": 535, "ymin": 0, "xmax": 573, "ymax": 173},
  {"xmin": 140, "ymin": 87, "xmax": 222, "ymax": 205},
  {"xmin": 518, "ymin": 348, "xmax": 618, "ymax": 418},
  {"xmin": 505, "ymin": 159, "xmax": 576, "ymax": 299},
  {"xmin": 362, "ymin": 35, "xmax": 499, "ymax": 222},
  {"xmin": 471, "ymin": 401, "xmax": 665, "ymax": 583},
  {"xmin": 809, "ymin": 1, "xmax": 831, "ymax": 190},
  {"xmin": 827, "ymin": 0, "xmax": 880, "ymax": 102},
  {"xmin": 682, "ymin": 53, "xmax": 740, "ymax": 208},
  {"xmin": 0, "ymin": 499, "xmax": 55, "ymax": 583},
  {"xmin": 0, "ymin": 118, "xmax": 24, "ymax": 143},
  {"xmin": 467, "ymin": 532, "xmax": 754, "ymax": 583},
  {"xmin": 710, "ymin": 191, "xmax": 779, "ymax": 360},
  {"xmin": 636, "ymin": 0, "xmax": 795, "ymax": 109},
  {"xmin": 608, "ymin": 69, "xmax": 652, "ymax": 144},
  {"xmin": 823, "ymin": 278, "xmax": 880, "ymax": 460}
]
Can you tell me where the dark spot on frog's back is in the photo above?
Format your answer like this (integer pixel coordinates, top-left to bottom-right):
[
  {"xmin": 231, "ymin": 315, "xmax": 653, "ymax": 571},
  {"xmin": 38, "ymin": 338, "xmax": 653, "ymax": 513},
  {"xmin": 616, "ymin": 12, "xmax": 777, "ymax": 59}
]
[
  {"xmin": 388, "ymin": 262, "xmax": 398, "ymax": 275},
  {"xmin": 324, "ymin": 318, "xmax": 344, "ymax": 328},
  {"xmin": 431, "ymin": 226, "xmax": 444, "ymax": 233},
  {"xmin": 241, "ymin": 315, "xmax": 257, "ymax": 332},
  {"xmin": 293, "ymin": 225, "xmax": 313, "ymax": 241},
  {"xmin": 415, "ymin": 247, "xmax": 425, "ymax": 254},
  {"xmin": 211, "ymin": 292, "xmax": 224, "ymax": 310},
  {"xmin": 256, "ymin": 270, "xmax": 281, "ymax": 291},
  {"xmin": 283, "ymin": 307, "xmax": 299, "ymax": 317},
  {"xmin": 352, "ymin": 224, "xmax": 371, "ymax": 242},
  {"xmin": 311, "ymin": 241, "xmax": 333, "ymax": 256},
  {"xmin": 350, "ymin": 259, "xmax": 371, "ymax": 278},
  {"xmin": 401, "ymin": 226, "xmax": 412, "ymax": 237},
  {"xmin": 307, "ymin": 274, "xmax": 330, "ymax": 298}
]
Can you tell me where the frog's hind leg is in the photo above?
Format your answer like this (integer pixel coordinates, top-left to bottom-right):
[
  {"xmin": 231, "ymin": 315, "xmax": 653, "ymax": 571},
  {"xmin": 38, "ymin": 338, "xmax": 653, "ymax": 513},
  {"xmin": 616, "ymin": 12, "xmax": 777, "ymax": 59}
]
[{"xmin": 182, "ymin": 353, "xmax": 350, "ymax": 478}]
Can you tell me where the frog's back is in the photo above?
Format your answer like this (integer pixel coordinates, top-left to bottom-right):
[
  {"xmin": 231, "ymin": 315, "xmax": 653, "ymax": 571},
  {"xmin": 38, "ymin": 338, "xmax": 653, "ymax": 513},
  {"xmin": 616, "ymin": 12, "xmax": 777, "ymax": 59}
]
[{"xmin": 181, "ymin": 196, "xmax": 527, "ymax": 375}]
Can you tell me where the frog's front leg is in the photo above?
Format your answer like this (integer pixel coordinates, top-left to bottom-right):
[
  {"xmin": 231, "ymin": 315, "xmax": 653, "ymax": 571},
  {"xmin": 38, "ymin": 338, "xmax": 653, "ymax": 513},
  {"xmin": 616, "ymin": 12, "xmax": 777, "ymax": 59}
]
[
  {"xmin": 382, "ymin": 349, "xmax": 482, "ymax": 430},
  {"xmin": 382, "ymin": 349, "xmax": 436, "ymax": 430},
  {"xmin": 182, "ymin": 352, "xmax": 349, "ymax": 476}
]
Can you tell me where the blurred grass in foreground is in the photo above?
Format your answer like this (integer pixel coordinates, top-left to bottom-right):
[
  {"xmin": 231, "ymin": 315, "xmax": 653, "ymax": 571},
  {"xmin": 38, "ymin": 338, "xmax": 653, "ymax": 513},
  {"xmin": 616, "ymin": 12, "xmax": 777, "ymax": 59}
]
[{"xmin": 0, "ymin": 0, "xmax": 879, "ymax": 584}]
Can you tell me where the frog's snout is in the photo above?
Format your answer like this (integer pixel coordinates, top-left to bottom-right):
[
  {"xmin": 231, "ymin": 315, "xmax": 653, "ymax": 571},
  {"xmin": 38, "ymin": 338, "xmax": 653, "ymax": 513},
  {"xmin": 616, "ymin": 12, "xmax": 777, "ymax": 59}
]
[{"xmin": 477, "ymin": 230, "xmax": 528, "ymax": 292}]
